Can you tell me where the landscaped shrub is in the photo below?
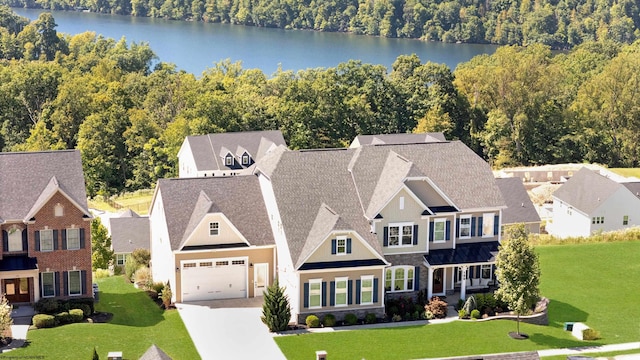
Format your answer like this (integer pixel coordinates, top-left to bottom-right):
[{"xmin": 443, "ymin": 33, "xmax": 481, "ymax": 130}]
[
  {"xmin": 69, "ymin": 309, "xmax": 84, "ymax": 322},
  {"xmin": 392, "ymin": 314, "xmax": 402, "ymax": 322},
  {"xmin": 134, "ymin": 266, "xmax": 153, "ymax": 289},
  {"xmin": 388, "ymin": 306, "xmax": 399, "ymax": 317},
  {"xmin": 94, "ymin": 269, "xmax": 111, "ymax": 279},
  {"xmin": 160, "ymin": 282, "xmax": 172, "ymax": 309},
  {"xmin": 484, "ymin": 293, "xmax": 497, "ymax": 310},
  {"xmin": 365, "ymin": 313, "xmax": 377, "ymax": 324},
  {"xmin": 456, "ymin": 299, "xmax": 465, "ymax": 311},
  {"xmin": 152, "ymin": 282, "xmax": 165, "ymax": 294},
  {"xmin": 475, "ymin": 293, "xmax": 486, "ymax": 310},
  {"xmin": 68, "ymin": 298, "xmax": 95, "ymax": 315},
  {"xmin": 344, "ymin": 313, "xmax": 358, "ymax": 325},
  {"xmin": 260, "ymin": 279, "xmax": 291, "ymax": 332},
  {"xmin": 55, "ymin": 312, "xmax": 73, "ymax": 325},
  {"xmin": 322, "ymin": 314, "xmax": 336, "ymax": 327},
  {"xmin": 462, "ymin": 296, "xmax": 477, "ymax": 314},
  {"xmin": 411, "ymin": 311, "xmax": 420, "ymax": 320},
  {"xmin": 35, "ymin": 298, "xmax": 60, "ymax": 314},
  {"xmin": 305, "ymin": 315, "xmax": 320, "ymax": 328},
  {"xmin": 32, "ymin": 314, "xmax": 56, "ymax": 328},
  {"xmin": 70, "ymin": 304, "xmax": 92, "ymax": 317},
  {"xmin": 458, "ymin": 309, "xmax": 468, "ymax": 318},
  {"xmin": 583, "ymin": 328, "xmax": 600, "ymax": 340},
  {"xmin": 425, "ymin": 297, "xmax": 448, "ymax": 319},
  {"xmin": 124, "ymin": 256, "xmax": 140, "ymax": 282},
  {"xmin": 470, "ymin": 309, "xmax": 481, "ymax": 319},
  {"xmin": 0, "ymin": 294, "xmax": 13, "ymax": 337}
]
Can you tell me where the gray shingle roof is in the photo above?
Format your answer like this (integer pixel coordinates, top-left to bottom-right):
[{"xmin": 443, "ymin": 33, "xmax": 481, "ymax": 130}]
[
  {"xmin": 139, "ymin": 344, "xmax": 172, "ymax": 360},
  {"xmin": 552, "ymin": 167, "xmax": 622, "ymax": 214},
  {"xmin": 155, "ymin": 176, "xmax": 274, "ymax": 251},
  {"xmin": 266, "ymin": 141, "xmax": 504, "ymax": 268},
  {"xmin": 496, "ymin": 177, "xmax": 541, "ymax": 225},
  {"xmin": 351, "ymin": 132, "xmax": 446, "ymax": 147},
  {"xmin": 183, "ymin": 130, "xmax": 286, "ymax": 172},
  {"xmin": 109, "ymin": 210, "xmax": 150, "ymax": 253},
  {"xmin": 0, "ymin": 150, "xmax": 89, "ymax": 221},
  {"xmin": 622, "ymin": 182, "xmax": 640, "ymax": 199}
]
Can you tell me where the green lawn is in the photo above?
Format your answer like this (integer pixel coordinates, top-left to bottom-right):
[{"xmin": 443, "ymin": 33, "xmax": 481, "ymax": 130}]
[
  {"xmin": 609, "ymin": 168, "xmax": 640, "ymax": 179},
  {"xmin": 275, "ymin": 241, "xmax": 640, "ymax": 360},
  {"xmin": 1, "ymin": 276, "xmax": 198, "ymax": 359},
  {"xmin": 88, "ymin": 189, "xmax": 153, "ymax": 215}
]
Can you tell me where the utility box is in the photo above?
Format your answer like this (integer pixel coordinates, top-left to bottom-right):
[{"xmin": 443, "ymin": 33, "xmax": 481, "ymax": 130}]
[
  {"xmin": 316, "ymin": 350, "xmax": 327, "ymax": 360},
  {"xmin": 563, "ymin": 322, "xmax": 574, "ymax": 331},
  {"xmin": 107, "ymin": 351, "xmax": 122, "ymax": 360}
]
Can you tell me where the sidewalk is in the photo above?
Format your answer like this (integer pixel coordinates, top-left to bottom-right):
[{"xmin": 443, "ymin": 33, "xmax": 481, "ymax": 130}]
[
  {"xmin": 538, "ymin": 341, "xmax": 640, "ymax": 358},
  {"xmin": 1, "ymin": 305, "xmax": 35, "ymax": 354}
]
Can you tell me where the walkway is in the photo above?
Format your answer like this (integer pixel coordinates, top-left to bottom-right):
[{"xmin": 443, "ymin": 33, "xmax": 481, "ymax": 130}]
[{"xmin": 1, "ymin": 305, "xmax": 34, "ymax": 353}]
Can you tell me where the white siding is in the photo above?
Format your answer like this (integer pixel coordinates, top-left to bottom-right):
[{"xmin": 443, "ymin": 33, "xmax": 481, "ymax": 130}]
[
  {"xmin": 177, "ymin": 141, "xmax": 198, "ymax": 178},
  {"xmin": 149, "ymin": 190, "xmax": 178, "ymax": 302},
  {"xmin": 182, "ymin": 213, "xmax": 247, "ymax": 247}
]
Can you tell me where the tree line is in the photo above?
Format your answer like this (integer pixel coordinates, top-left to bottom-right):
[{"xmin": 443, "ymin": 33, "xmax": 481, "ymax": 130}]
[
  {"xmin": 1, "ymin": 8, "xmax": 639, "ymax": 198},
  {"xmin": 2, "ymin": 0, "xmax": 639, "ymax": 49}
]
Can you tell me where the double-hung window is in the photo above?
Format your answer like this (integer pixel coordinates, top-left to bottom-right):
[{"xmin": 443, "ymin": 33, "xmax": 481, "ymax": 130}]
[
  {"xmin": 66, "ymin": 228, "xmax": 80, "ymax": 250},
  {"xmin": 388, "ymin": 223, "xmax": 413, "ymax": 246},
  {"xmin": 68, "ymin": 270, "xmax": 82, "ymax": 296},
  {"xmin": 335, "ymin": 277, "xmax": 348, "ymax": 307},
  {"xmin": 459, "ymin": 216, "xmax": 471, "ymax": 238},
  {"xmin": 433, "ymin": 219, "xmax": 446, "ymax": 242},
  {"xmin": 623, "ymin": 215, "xmax": 629, "ymax": 225},
  {"xmin": 116, "ymin": 254, "xmax": 126, "ymax": 266},
  {"xmin": 384, "ymin": 266, "xmax": 414, "ymax": 292},
  {"xmin": 40, "ymin": 230, "xmax": 54, "ymax": 252},
  {"xmin": 360, "ymin": 276, "xmax": 374, "ymax": 305},
  {"xmin": 309, "ymin": 279, "xmax": 322, "ymax": 308},
  {"xmin": 8, "ymin": 229, "xmax": 22, "ymax": 252},
  {"xmin": 481, "ymin": 265, "xmax": 492, "ymax": 279},
  {"xmin": 482, "ymin": 213, "xmax": 495, "ymax": 237},
  {"xmin": 41, "ymin": 272, "xmax": 55, "ymax": 297},
  {"xmin": 336, "ymin": 237, "xmax": 347, "ymax": 255}
]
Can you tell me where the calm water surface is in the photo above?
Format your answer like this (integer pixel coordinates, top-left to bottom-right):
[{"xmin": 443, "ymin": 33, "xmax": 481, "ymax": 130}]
[{"xmin": 13, "ymin": 8, "xmax": 497, "ymax": 76}]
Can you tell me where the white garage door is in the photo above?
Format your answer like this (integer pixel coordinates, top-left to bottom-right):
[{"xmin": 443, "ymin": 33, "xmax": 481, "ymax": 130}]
[{"xmin": 181, "ymin": 258, "xmax": 247, "ymax": 302}]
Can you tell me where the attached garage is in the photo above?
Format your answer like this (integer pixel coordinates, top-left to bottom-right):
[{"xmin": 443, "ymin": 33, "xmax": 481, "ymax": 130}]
[{"xmin": 181, "ymin": 257, "xmax": 248, "ymax": 301}]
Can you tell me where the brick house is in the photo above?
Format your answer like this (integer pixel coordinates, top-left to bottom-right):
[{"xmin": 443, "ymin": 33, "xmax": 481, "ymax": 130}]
[{"xmin": 0, "ymin": 150, "xmax": 92, "ymax": 304}]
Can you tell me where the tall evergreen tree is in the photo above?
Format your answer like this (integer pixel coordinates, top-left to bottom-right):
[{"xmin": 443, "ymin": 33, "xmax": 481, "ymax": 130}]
[{"xmin": 261, "ymin": 279, "xmax": 291, "ymax": 332}]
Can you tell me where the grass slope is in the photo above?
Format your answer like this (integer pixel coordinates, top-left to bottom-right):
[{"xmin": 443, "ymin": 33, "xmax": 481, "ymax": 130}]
[
  {"xmin": 609, "ymin": 168, "xmax": 640, "ymax": 178},
  {"xmin": 275, "ymin": 241, "xmax": 640, "ymax": 360},
  {"xmin": 1, "ymin": 276, "xmax": 198, "ymax": 359}
]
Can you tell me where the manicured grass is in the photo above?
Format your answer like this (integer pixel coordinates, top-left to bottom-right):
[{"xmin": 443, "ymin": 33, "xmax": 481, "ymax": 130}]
[
  {"xmin": 275, "ymin": 241, "xmax": 640, "ymax": 360},
  {"xmin": 88, "ymin": 190, "xmax": 153, "ymax": 215},
  {"xmin": 609, "ymin": 168, "xmax": 640, "ymax": 179},
  {"xmin": 1, "ymin": 276, "xmax": 198, "ymax": 359}
]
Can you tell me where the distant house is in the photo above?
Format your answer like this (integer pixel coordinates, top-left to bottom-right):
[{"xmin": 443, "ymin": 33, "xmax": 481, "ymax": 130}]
[
  {"xmin": 548, "ymin": 168, "xmax": 640, "ymax": 238},
  {"xmin": 149, "ymin": 176, "xmax": 276, "ymax": 302},
  {"xmin": 495, "ymin": 178, "xmax": 541, "ymax": 234},
  {"xmin": 349, "ymin": 132, "xmax": 446, "ymax": 148},
  {"xmin": 177, "ymin": 130, "xmax": 287, "ymax": 178},
  {"xmin": 109, "ymin": 209, "xmax": 150, "ymax": 267},
  {"xmin": 0, "ymin": 150, "xmax": 92, "ymax": 304}
]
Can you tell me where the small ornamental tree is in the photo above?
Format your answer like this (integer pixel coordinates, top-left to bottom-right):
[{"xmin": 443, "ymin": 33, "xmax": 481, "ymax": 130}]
[
  {"xmin": 0, "ymin": 294, "xmax": 13, "ymax": 339},
  {"xmin": 91, "ymin": 217, "xmax": 114, "ymax": 270},
  {"xmin": 495, "ymin": 224, "xmax": 541, "ymax": 338},
  {"xmin": 261, "ymin": 279, "xmax": 291, "ymax": 332}
]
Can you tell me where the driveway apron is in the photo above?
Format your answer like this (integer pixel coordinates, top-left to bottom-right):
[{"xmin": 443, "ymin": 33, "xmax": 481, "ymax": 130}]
[{"xmin": 177, "ymin": 301, "xmax": 286, "ymax": 360}]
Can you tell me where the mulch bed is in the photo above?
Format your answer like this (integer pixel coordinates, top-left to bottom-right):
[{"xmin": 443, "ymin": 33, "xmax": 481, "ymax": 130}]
[{"xmin": 87, "ymin": 312, "xmax": 113, "ymax": 323}]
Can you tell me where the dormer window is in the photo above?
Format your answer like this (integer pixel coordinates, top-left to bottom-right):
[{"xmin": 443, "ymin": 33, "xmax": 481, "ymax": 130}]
[
  {"xmin": 242, "ymin": 153, "xmax": 251, "ymax": 166},
  {"xmin": 225, "ymin": 154, "xmax": 234, "ymax": 166}
]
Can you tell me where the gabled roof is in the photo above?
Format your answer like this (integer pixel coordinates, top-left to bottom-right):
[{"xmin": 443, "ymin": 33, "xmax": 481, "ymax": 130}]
[
  {"xmin": 181, "ymin": 130, "xmax": 286, "ymax": 172},
  {"xmin": 154, "ymin": 176, "xmax": 274, "ymax": 251},
  {"xmin": 139, "ymin": 344, "xmax": 172, "ymax": 360},
  {"xmin": 109, "ymin": 210, "xmax": 150, "ymax": 253},
  {"xmin": 496, "ymin": 177, "xmax": 541, "ymax": 225},
  {"xmin": 552, "ymin": 167, "xmax": 625, "ymax": 214},
  {"xmin": 350, "ymin": 132, "xmax": 446, "ymax": 148},
  {"xmin": 0, "ymin": 150, "xmax": 89, "ymax": 222},
  {"xmin": 622, "ymin": 182, "xmax": 640, "ymax": 199}
]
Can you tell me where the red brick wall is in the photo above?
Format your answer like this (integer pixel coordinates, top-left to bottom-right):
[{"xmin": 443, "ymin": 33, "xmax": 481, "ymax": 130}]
[{"xmin": 27, "ymin": 192, "xmax": 93, "ymax": 299}]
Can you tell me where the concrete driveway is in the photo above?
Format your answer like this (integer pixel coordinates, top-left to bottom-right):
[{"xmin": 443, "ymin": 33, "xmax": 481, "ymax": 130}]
[{"xmin": 177, "ymin": 298, "xmax": 286, "ymax": 360}]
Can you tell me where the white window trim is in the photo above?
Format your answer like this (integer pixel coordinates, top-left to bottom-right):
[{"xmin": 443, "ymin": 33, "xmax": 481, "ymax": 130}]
[
  {"xmin": 482, "ymin": 213, "xmax": 495, "ymax": 238},
  {"xmin": 433, "ymin": 219, "xmax": 446, "ymax": 243},
  {"xmin": 66, "ymin": 228, "xmax": 80, "ymax": 250},
  {"xmin": 209, "ymin": 222, "xmax": 219, "ymax": 236},
  {"xmin": 360, "ymin": 275, "xmax": 374, "ymax": 305},
  {"xmin": 481, "ymin": 265, "xmax": 492, "ymax": 279},
  {"xmin": 458, "ymin": 215, "xmax": 471, "ymax": 239},
  {"xmin": 116, "ymin": 254, "xmax": 126, "ymax": 266},
  {"xmin": 242, "ymin": 154, "xmax": 250, "ymax": 165},
  {"xmin": 225, "ymin": 154, "xmax": 234, "ymax": 166},
  {"xmin": 334, "ymin": 277, "xmax": 348, "ymax": 307},
  {"xmin": 399, "ymin": 196, "xmax": 405, "ymax": 210},
  {"xmin": 41, "ymin": 272, "xmax": 55, "ymax": 298},
  {"xmin": 68, "ymin": 270, "xmax": 82, "ymax": 296},
  {"xmin": 336, "ymin": 236, "xmax": 347, "ymax": 256},
  {"xmin": 388, "ymin": 222, "xmax": 414, "ymax": 247},
  {"xmin": 40, "ymin": 229, "xmax": 54, "ymax": 252},
  {"xmin": 309, "ymin": 279, "xmax": 322, "ymax": 309},
  {"xmin": 7, "ymin": 229, "xmax": 22, "ymax": 252},
  {"xmin": 385, "ymin": 266, "xmax": 415, "ymax": 293}
]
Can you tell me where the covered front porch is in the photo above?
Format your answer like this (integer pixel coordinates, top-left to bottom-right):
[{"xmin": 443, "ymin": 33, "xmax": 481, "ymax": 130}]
[
  {"xmin": 424, "ymin": 241, "xmax": 499, "ymax": 301},
  {"xmin": 0, "ymin": 256, "xmax": 40, "ymax": 304}
]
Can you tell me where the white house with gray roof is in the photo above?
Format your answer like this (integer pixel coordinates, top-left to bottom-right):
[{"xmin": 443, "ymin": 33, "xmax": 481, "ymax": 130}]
[
  {"xmin": 256, "ymin": 141, "xmax": 506, "ymax": 323},
  {"xmin": 549, "ymin": 167, "xmax": 640, "ymax": 238},
  {"xmin": 109, "ymin": 210, "xmax": 150, "ymax": 267},
  {"xmin": 177, "ymin": 130, "xmax": 287, "ymax": 178}
]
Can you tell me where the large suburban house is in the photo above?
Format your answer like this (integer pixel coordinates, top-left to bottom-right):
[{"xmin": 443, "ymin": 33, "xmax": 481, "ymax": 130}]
[
  {"xmin": 151, "ymin": 132, "xmax": 506, "ymax": 324},
  {"xmin": 177, "ymin": 130, "xmax": 287, "ymax": 178},
  {"xmin": 256, "ymin": 141, "xmax": 505, "ymax": 323},
  {"xmin": 149, "ymin": 176, "xmax": 276, "ymax": 302},
  {"xmin": 548, "ymin": 168, "xmax": 640, "ymax": 238},
  {"xmin": 0, "ymin": 150, "xmax": 92, "ymax": 304},
  {"xmin": 109, "ymin": 209, "xmax": 150, "ymax": 267},
  {"xmin": 496, "ymin": 177, "xmax": 541, "ymax": 234}
]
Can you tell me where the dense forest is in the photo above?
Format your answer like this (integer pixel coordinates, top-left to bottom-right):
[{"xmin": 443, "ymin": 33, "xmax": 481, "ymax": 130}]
[
  {"xmin": 1, "ymin": 7, "xmax": 639, "ymax": 198},
  {"xmin": 2, "ymin": 0, "xmax": 640, "ymax": 48}
]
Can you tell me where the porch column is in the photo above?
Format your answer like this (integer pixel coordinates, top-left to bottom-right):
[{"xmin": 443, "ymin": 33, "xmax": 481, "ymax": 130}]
[
  {"xmin": 33, "ymin": 274, "xmax": 40, "ymax": 303},
  {"xmin": 460, "ymin": 265, "xmax": 468, "ymax": 301},
  {"xmin": 427, "ymin": 267, "xmax": 434, "ymax": 300}
]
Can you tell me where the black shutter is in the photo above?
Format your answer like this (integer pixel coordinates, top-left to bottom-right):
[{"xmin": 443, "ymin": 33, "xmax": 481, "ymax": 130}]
[
  {"xmin": 80, "ymin": 228, "xmax": 85, "ymax": 249},
  {"xmin": 81, "ymin": 270, "xmax": 87, "ymax": 295},
  {"xmin": 53, "ymin": 230, "xmax": 58, "ymax": 250},
  {"xmin": 414, "ymin": 267, "xmax": 420, "ymax": 291},
  {"xmin": 412, "ymin": 224, "xmax": 418, "ymax": 245},
  {"xmin": 429, "ymin": 222, "xmax": 434, "ymax": 241},
  {"xmin": 303, "ymin": 283, "xmax": 309, "ymax": 308},
  {"xmin": 22, "ymin": 229, "xmax": 28, "ymax": 251},
  {"xmin": 62, "ymin": 229, "xmax": 67, "ymax": 250},
  {"xmin": 355, "ymin": 280, "xmax": 361, "ymax": 304},
  {"xmin": 2, "ymin": 231, "xmax": 7, "ymax": 251},
  {"xmin": 35, "ymin": 231, "xmax": 40, "ymax": 251},
  {"xmin": 331, "ymin": 239, "xmax": 336, "ymax": 255},
  {"xmin": 469, "ymin": 266, "xmax": 474, "ymax": 278},
  {"xmin": 494, "ymin": 215, "xmax": 499, "ymax": 235},
  {"xmin": 63, "ymin": 271, "xmax": 68, "ymax": 296},
  {"xmin": 330, "ymin": 281, "xmax": 335, "ymax": 306},
  {"xmin": 445, "ymin": 221, "xmax": 451, "ymax": 241},
  {"xmin": 383, "ymin": 227, "xmax": 389, "ymax": 247},
  {"xmin": 455, "ymin": 218, "xmax": 460, "ymax": 238},
  {"xmin": 346, "ymin": 238, "xmax": 352, "ymax": 253},
  {"xmin": 478, "ymin": 217, "xmax": 483, "ymax": 236},
  {"xmin": 373, "ymin": 278, "xmax": 379, "ymax": 303},
  {"xmin": 348, "ymin": 280, "xmax": 353, "ymax": 304},
  {"xmin": 55, "ymin": 272, "xmax": 60, "ymax": 296},
  {"xmin": 39, "ymin": 273, "xmax": 43, "ymax": 298},
  {"xmin": 321, "ymin": 282, "xmax": 327, "ymax": 307},
  {"xmin": 471, "ymin": 217, "xmax": 476, "ymax": 237}
]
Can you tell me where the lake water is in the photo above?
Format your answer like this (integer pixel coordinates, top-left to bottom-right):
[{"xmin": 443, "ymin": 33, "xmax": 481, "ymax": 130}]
[{"xmin": 13, "ymin": 8, "xmax": 497, "ymax": 76}]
